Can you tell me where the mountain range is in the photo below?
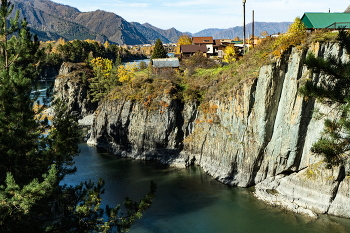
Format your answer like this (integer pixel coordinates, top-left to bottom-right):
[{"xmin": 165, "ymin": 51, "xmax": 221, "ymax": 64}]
[{"xmin": 12, "ymin": 0, "xmax": 291, "ymax": 45}]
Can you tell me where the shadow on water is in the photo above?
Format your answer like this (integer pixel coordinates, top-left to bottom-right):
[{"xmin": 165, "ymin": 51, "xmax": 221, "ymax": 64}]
[{"xmin": 63, "ymin": 143, "xmax": 350, "ymax": 233}]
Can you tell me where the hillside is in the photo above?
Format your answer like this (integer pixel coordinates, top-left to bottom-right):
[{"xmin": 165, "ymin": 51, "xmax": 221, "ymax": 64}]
[
  {"xmin": 142, "ymin": 23, "xmax": 186, "ymax": 43},
  {"xmin": 194, "ymin": 22, "xmax": 292, "ymax": 38},
  {"xmin": 12, "ymin": 0, "xmax": 109, "ymax": 42},
  {"xmin": 130, "ymin": 22, "xmax": 171, "ymax": 44},
  {"xmin": 74, "ymin": 10, "xmax": 148, "ymax": 45},
  {"xmin": 11, "ymin": 0, "xmax": 291, "ymax": 44},
  {"xmin": 12, "ymin": 0, "xmax": 151, "ymax": 44}
]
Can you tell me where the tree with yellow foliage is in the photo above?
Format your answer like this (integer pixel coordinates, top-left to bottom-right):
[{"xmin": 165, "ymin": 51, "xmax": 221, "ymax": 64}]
[
  {"xmin": 271, "ymin": 17, "xmax": 307, "ymax": 57},
  {"xmin": 89, "ymin": 57, "xmax": 116, "ymax": 102},
  {"xmin": 223, "ymin": 45, "xmax": 237, "ymax": 63},
  {"xmin": 176, "ymin": 35, "xmax": 192, "ymax": 54},
  {"xmin": 89, "ymin": 58, "xmax": 137, "ymax": 101},
  {"xmin": 104, "ymin": 41, "xmax": 110, "ymax": 49},
  {"xmin": 287, "ymin": 17, "xmax": 306, "ymax": 35},
  {"xmin": 118, "ymin": 63, "xmax": 138, "ymax": 83}
]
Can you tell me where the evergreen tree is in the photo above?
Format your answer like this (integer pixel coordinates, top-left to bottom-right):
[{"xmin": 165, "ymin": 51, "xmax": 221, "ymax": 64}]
[
  {"xmin": 151, "ymin": 38, "xmax": 167, "ymax": 59},
  {"xmin": 300, "ymin": 29, "xmax": 350, "ymax": 166},
  {"xmin": 0, "ymin": 0, "xmax": 45, "ymax": 186},
  {"xmin": 0, "ymin": 1, "xmax": 155, "ymax": 232}
]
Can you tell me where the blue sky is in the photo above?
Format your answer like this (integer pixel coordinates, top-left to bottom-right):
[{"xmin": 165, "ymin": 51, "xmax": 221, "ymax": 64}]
[{"xmin": 52, "ymin": 0, "xmax": 350, "ymax": 33}]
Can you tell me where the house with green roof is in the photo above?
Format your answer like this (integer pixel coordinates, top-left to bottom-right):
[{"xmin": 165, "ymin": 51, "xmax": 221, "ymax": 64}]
[{"xmin": 301, "ymin": 12, "xmax": 350, "ymax": 29}]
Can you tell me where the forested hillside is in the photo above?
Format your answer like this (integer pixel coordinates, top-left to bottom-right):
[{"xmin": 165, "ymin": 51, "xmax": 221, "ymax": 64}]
[{"xmin": 11, "ymin": 0, "xmax": 290, "ymax": 44}]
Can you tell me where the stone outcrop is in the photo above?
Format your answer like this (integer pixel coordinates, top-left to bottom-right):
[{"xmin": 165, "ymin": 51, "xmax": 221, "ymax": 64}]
[
  {"xmin": 54, "ymin": 62, "xmax": 97, "ymax": 122},
  {"xmin": 57, "ymin": 43, "xmax": 350, "ymax": 218}
]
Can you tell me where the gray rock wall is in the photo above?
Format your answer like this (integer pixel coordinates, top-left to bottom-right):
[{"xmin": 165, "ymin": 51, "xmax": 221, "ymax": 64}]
[
  {"xmin": 54, "ymin": 62, "xmax": 97, "ymax": 119},
  {"xmin": 59, "ymin": 43, "xmax": 350, "ymax": 218}
]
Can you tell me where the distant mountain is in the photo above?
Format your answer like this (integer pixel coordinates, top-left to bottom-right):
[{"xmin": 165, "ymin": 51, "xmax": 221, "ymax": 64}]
[
  {"xmin": 142, "ymin": 23, "xmax": 185, "ymax": 43},
  {"xmin": 193, "ymin": 28, "xmax": 226, "ymax": 37},
  {"xmin": 12, "ymin": 0, "xmax": 148, "ymax": 44},
  {"xmin": 194, "ymin": 22, "xmax": 292, "ymax": 39},
  {"xmin": 130, "ymin": 22, "xmax": 171, "ymax": 44},
  {"xmin": 12, "ymin": 0, "xmax": 109, "ymax": 42},
  {"xmin": 10, "ymin": 0, "xmax": 292, "ymax": 44},
  {"xmin": 74, "ymin": 10, "xmax": 148, "ymax": 45}
]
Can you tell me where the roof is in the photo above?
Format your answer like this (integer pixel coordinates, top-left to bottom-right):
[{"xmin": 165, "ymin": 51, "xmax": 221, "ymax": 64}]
[
  {"xmin": 152, "ymin": 58, "xmax": 180, "ymax": 68},
  {"xmin": 180, "ymin": 44, "xmax": 208, "ymax": 53},
  {"xmin": 192, "ymin": 37, "xmax": 214, "ymax": 44},
  {"xmin": 301, "ymin": 13, "xmax": 350, "ymax": 29},
  {"xmin": 213, "ymin": 39, "xmax": 222, "ymax": 47}
]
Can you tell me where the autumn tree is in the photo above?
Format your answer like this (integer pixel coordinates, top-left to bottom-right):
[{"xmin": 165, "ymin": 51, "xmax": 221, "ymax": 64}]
[
  {"xmin": 176, "ymin": 35, "xmax": 192, "ymax": 54},
  {"xmin": 271, "ymin": 17, "xmax": 307, "ymax": 57},
  {"xmin": 223, "ymin": 45, "xmax": 237, "ymax": 63},
  {"xmin": 89, "ymin": 57, "xmax": 115, "ymax": 102},
  {"xmin": 287, "ymin": 17, "xmax": 306, "ymax": 35},
  {"xmin": 89, "ymin": 58, "xmax": 138, "ymax": 101}
]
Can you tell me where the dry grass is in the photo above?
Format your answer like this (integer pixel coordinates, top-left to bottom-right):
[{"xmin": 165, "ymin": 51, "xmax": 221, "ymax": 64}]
[{"xmin": 96, "ymin": 30, "xmax": 336, "ymax": 112}]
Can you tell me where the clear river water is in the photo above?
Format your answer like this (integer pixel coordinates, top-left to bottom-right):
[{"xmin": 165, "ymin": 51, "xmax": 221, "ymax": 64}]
[
  {"xmin": 38, "ymin": 80, "xmax": 350, "ymax": 233},
  {"xmin": 63, "ymin": 143, "xmax": 350, "ymax": 233}
]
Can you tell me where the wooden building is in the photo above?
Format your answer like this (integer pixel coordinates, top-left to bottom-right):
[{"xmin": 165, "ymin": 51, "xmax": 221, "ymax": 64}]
[{"xmin": 180, "ymin": 45, "xmax": 208, "ymax": 58}]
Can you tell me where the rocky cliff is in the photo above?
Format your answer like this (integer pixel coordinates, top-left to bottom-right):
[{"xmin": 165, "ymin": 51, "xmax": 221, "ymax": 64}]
[
  {"xmin": 56, "ymin": 43, "xmax": 350, "ymax": 219},
  {"xmin": 54, "ymin": 62, "xmax": 97, "ymax": 123}
]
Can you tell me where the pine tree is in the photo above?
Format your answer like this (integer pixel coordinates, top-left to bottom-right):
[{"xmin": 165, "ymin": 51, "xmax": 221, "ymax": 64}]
[
  {"xmin": 300, "ymin": 29, "xmax": 350, "ymax": 166},
  {"xmin": 0, "ymin": 0, "xmax": 45, "ymax": 186},
  {"xmin": 151, "ymin": 38, "xmax": 167, "ymax": 59},
  {"xmin": 0, "ymin": 1, "xmax": 155, "ymax": 232}
]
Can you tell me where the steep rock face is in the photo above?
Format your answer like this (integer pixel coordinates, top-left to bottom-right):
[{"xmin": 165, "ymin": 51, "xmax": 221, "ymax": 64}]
[
  {"xmin": 87, "ymin": 95, "xmax": 194, "ymax": 166},
  {"xmin": 84, "ymin": 42, "xmax": 350, "ymax": 218},
  {"xmin": 54, "ymin": 62, "xmax": 97, "ymax": 118}
]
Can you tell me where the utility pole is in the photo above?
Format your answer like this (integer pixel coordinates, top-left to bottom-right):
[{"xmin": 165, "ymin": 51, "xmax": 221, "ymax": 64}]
[
  {"xmin": 252, "ymin": 10, "xmax": 254, "ymax": 48},
  {"xmin": 242, "ymin": 0, "xmax": 246, "ymax": 54}
]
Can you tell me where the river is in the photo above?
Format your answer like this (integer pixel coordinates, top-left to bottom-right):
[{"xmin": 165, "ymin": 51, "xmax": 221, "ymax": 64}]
[
  {"xmin": 37, "ymin": 81, "xmax": 350, "ymax": 233},
  {"xmin": 62, "ymin": 143, "xmax": 350, "ymax": 233}
]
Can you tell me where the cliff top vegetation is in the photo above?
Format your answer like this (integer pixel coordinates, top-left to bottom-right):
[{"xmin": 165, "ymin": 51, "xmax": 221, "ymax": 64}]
[{"xmin": 85, "ymin": 18, "xmax": 340, "ymax": 112}]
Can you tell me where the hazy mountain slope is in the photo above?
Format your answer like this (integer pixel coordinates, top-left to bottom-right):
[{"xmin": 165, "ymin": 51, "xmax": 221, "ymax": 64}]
[
  {"xmin": 74, "ymin": 10, "xmax": 148, "ymax": 45},
  {"xmin": 143, "ymin": 23, "xmax": 185, "ymax": 43},
  {"xmin": 193, "ymin": 28, "xmax": 225, "ymax": 37},
  {"xmin": 14, "ymin": 0, "xmax": 80, "ymax": 20},
  {"xmin": 13, "ymin": 0, "xmax": 146, "ymax": 44},
  {"xmin": 196, "ymin": 22, "xmax": 292, "ymax": 39},
  {"xmin": 13, "ymin": 0, "xmax": 108, "ymax": 42},
  {"xmin": 11, "ymin": 0, "xmax": 292, "ymax": 44},
  {"xmin": 130, "ymin": 22, "xmax": 171, "ymax": 44}
]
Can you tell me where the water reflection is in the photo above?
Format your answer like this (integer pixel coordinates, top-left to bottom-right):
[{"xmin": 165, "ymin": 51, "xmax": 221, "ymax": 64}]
[{"xmin": 64, "ymin": 143, "xmax": 350, "ymax": 233}]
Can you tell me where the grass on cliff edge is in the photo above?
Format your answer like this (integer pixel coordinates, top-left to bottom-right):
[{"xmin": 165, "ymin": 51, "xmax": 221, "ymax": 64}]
[
  {"xmin": 104, "ymin": 30, "xmax": 338, "ymax": 110},
  {"xmin": 106, "ymin": 37, "xmax": 277, "ymax": 107}
]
